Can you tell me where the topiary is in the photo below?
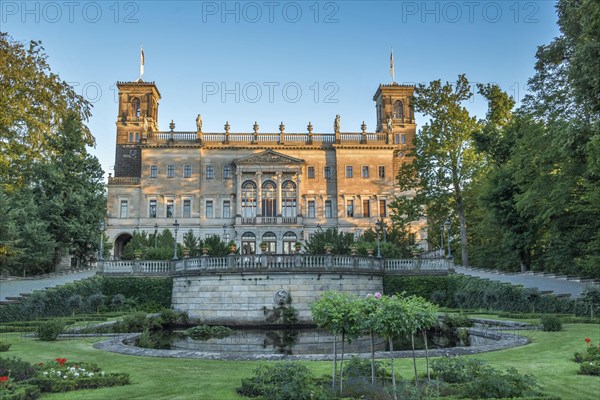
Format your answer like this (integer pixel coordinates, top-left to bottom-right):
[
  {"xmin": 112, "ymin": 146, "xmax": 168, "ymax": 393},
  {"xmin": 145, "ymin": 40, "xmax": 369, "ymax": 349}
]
[
  {"xmin": 540, "ymin": 315, "xmax": 562, "ymax": 332},
  {"xmin": 36, "ymin": 320, "xmax": 64, "ymax": 341}
]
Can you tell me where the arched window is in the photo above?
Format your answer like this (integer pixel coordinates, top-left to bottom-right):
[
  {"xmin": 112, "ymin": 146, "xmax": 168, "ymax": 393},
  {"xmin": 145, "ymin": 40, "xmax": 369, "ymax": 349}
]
[
  {"xmin": 282, "ymin": 231, "xmax": 297, "ymax": 254},
  {"xmin": 282, "ymin": 180, "xmax": 297, "ymax": 218},
  {"xmin": 242, "ymin": 180, "xmax": 257, "ymax": 219},
  {"xmin": 394, "ymin": 100, "xmax": 404, "ymax": 120},
  {"xmin": 131, "ymin": 98, "xmax": 141, "ymax": 117},
  {"xmin": 241, "ymin": 232, "xmax": 256, "ymax": 255},
  {"xmin": 262, "ymin": 180, "xmax": 276, "ymax": 218},
  {"xmin": 262, "ymin": 232, "xmax": 277, "ymax": 253}
]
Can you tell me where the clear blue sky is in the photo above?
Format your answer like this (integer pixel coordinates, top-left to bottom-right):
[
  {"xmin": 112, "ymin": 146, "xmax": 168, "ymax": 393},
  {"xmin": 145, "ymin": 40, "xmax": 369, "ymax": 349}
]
[{"xmin": 2, "ymin": 0, "xmax": 560, "ymax": 177}]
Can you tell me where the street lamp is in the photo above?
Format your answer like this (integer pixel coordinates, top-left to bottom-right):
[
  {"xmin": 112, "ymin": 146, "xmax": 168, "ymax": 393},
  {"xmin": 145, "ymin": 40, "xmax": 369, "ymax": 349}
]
[
  {"xmin": 98, "ymin": 220, "xmax": 105, "ymax": 261},
  {"xmin": 375, "ymin": 220, "xmax": 382, "ymax": 258},
  {"xmin": 223, "ymin": 224, "xmax": 229, "ymax": 242},
  {"xmin": 154, "ymin": 223, "xmax": 158, "ymax": 248},
  {"xmin": 439, "ymin": 223, "xmax": 444, "ymax": 255},
  {"xmin": 172, "ymin": 220, "xmax": 180, "ymax": 260},
  {"xmin": 444, "ymin": 219, "xmax": 452, "ymax": 260}
]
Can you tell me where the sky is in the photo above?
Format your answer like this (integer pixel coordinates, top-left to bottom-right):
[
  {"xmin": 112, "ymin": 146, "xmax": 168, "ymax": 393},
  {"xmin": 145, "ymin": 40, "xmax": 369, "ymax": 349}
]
[{"xmin": 2, "ymin": 0, "xmax": 560, "ymax": 178}]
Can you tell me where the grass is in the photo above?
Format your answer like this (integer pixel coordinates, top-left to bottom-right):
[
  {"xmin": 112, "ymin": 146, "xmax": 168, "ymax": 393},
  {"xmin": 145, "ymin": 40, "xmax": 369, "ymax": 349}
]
[{"xmin": 0, "ymin": 323, "xmax": 599, "ymax": 399}]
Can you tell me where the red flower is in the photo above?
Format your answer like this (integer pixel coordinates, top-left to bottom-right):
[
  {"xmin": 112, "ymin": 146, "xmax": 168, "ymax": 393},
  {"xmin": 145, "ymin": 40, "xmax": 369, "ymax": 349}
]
[
  {"xmin": 585, "ymin": 338, "xmax": 592, "ymax": 345},
  {"xmin": 55, "ymin": 358, "xmax": 67, "ymax": 366},
  {"xmin": 0, "ymin": 376, "xmax": 9, "ymax": 383}
]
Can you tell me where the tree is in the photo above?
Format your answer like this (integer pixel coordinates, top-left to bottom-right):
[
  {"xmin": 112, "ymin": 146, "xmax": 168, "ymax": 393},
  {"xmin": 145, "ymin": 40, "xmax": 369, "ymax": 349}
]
[
  {"xmin": 304, "ymin": 228, "xmax": 354, "ymax": 255},
  {"xmin": 397, "ymin": 75, "xmax": 482, "ymax": 266},
  {"xmin": 0, "ymin": 33, "xmax": 93, "ymax": 188}
]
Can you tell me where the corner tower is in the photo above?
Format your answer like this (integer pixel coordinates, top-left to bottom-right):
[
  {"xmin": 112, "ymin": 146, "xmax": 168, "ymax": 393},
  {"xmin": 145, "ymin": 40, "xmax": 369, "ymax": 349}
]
[{"xmin": 114, "ymin": 81, "xmax": 161, "ymax": 177}]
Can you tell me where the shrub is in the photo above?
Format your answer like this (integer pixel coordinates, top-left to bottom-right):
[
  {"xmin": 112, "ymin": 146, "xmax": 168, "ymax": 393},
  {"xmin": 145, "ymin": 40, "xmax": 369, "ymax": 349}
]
[
  {"xmin": 113, "ymin": 312, "xmax": 148, "ymax": 333},
  {"xmin": 148, "ymin": 308, "xmax": 187, "ymax": 330},
  {"xmin": 0, "ymin": 341, "xmax": 11, "ymax": 352},
  {"xmin": 86, "ymin": 293, "xmax": 105, "ymax": 313},
  {"xmin": 237, "ymin": 363, "xmax": 329, "ymax": 400},
  {"xmin": 185, "ymin": 325, "xmax": 233, "ymax": 341},
  {"xmin": 540, "ymin": 315, "xmax": 562, "ymax": 332},
  {"xmin": 464, "ymin": 367, "xmax": 539, "ymax": 399},
  {"xmin": 111, "ymin": 294, "xmax": 125, "ymax": 310},
  {"xmin": 442, "ymin": 313, "xmax": 473, "ymax": 329},
  {"xmin": 36, "ymin": 320, "xmax": 64, "ymax": 341},
  {"xmin": 66, "ymin": 295, "xmax": 82, "ymax": 314},
  {"xmin": 432, "ymin": 357, "xmax": 485, "ymax": 384},
  {"xmin": 0, "ymin": 383, "xmax": 41, "ymax": 400},
  {"xmin": 0, "ymin": 357, "xmax": 36, "ymax": 381},
  {"xmin": 578, "ymin": 361, "xmax": 600, "ymax": 376}
]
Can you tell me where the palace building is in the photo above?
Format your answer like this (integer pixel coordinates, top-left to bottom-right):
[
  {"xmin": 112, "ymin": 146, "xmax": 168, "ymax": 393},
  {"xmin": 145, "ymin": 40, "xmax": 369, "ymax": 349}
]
[{"xmin": 105, "ymin": 79, "xmax": 425, "ymax": 258}]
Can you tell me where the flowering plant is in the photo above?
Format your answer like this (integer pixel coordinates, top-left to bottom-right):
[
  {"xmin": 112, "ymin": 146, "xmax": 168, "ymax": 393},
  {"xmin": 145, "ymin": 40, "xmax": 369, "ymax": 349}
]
[{"xmin": 574, "ymin": 338, "xmax": 600, "ymax": 376}]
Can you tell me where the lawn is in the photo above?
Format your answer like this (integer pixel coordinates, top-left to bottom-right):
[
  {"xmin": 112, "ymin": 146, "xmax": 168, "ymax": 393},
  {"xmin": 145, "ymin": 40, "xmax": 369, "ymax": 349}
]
[{"xmin": 1, "ymin": 323, "xmax": 599, "ymax": 400}]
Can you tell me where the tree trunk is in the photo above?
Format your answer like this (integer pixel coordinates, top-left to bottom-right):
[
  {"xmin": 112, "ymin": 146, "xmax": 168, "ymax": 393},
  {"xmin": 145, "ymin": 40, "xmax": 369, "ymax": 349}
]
[
  {"xmin": 423, "ymin": 330, "xmax": 431, "ymax": 382},
  {"xmin": 411, "ymin": 334, "xmax": 418, "ymax": 386},
  {"xmin": 340, "ymin": 332, "xmax": 345, "ymax": 395},
  {"xmin": 370, "ymin": 329, "xmax": 375, "ymax": 385},
  {"xmin": 389, "ymin": 337, "xmax": 397, "ymax": 400},
  {"xmin": 456, "ymin": 199, "xmax": 469, "ymax": 267},
  {"xmin": 53, "ymin": 246, "xmax": 62, "ymax": 272},
  {"xmin": 332, "ymin": 335, "xmax": 337, "ymax": 389}
]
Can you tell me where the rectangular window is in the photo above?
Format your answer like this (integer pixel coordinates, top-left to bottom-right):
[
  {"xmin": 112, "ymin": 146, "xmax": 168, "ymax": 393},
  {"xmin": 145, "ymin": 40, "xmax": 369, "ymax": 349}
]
[
  {"xmin": 119, "ymin": 200, "xmax": 128, "ymax": 219},
  {"xmin": 401, "ymin": 134, "xmax": 406, "ymax": 144},
  {"xmin": 206, "ymin": 165, "xmax": 214, "ymax": 179},
  {"xmin": 150, "ymin": 165, "xmax": 158, "ymax": 178},
  {"xmin": 345, "ymin": 166, "xmax": 353, "ymax": 178},
  {"xmin": 379, "ymin": 199, "xmax": 387, "ymax": 217},
  {"xmin": 167, "ymin": 164, "xmax": 174, "ymax": 178},
  {"xmin": 308, "ymin": 200, "xmax": 316, "ymax": 218},
  {"xmin": 346, "ymin": 199, "xmax": 354, "ymax": 217},
  {"xmin": 363, "ymin": 199, "xmax": 370, "ymax": 218},
  {"xmin": 149, "ymin": 200, "xmax": 157, "ymax": 218},
  {"xmin": 223, "ymin": 200, "xmax": 231, "ymax": 218},
  {"xmin": 395, "ymin": 134, "xmax": 400, "ymax": 144},
  {"xmin": 128, "ymin": 132, "xmax": 139, "ymax": 142},
  {"xmin": 166, "ymin": 200, "xmax": 174, "ymax": 218},
  {"xmin": 205, "ymin": 200, "xmax": 213, "ymax": 218},
  {"xmin": 223, "ymin": 165, "xmax": 232, "ymax": 179},
  {"xmin": 307, "ymin": 166, "xmax": 315, "ymax": 179},
  {"xmin": 324, "ymin": 166, "xmax": 332, "ymax": 179},
  {"xmin": 378, "ymin": 166, "xmax": 385, "ymax": 178},
  {"xmin": 183, "ymin": 200, "xmax": 191, "ymax": 218},
  {"xmin": 361, "ymin": 165, "xmax": 369, "ymax": 178},
  {"xmin": 184, "ymin": 164, "xmax": 192, "ymax": 178},
  {"xmin": 325, "ymin": 200, "xmax": 332, "ymax": 218}
]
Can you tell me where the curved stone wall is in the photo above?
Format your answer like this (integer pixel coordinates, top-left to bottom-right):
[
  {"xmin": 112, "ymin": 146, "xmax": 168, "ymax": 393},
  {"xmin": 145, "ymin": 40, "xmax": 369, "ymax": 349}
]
[{"xmin": 171, "ymin": 271, "xmax": 384, "ymax": 324}]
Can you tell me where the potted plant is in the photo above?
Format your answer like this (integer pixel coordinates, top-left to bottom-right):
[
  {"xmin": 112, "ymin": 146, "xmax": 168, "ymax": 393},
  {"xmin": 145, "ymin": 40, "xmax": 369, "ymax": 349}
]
[
  {"xmin": 294, "ymin": 241, "xmax": 303, "ymax": 253},
  {"xmin": 227, "ymin": 241, "xmax": 237, "ymax": 254},
  {"xmin": 324, "ymin": 243, "xmax": 333, "ymax": 254},
  {"xmin": 133, "ymin": 249, "xmax": 142, "ymax": 260},
  {"xmin": 201, "ymin": 245, "xmax": 210, "ymax": 256},
  {"xmin": 366, "ymin": 247, "xmax": 374, "ymax": 256},
  {"xmin": 260, "ymin": 241, "xmax": 268, "ymax": 253},
  {"xmin": 182, "ymin": 247, "xmax": 190, "ymax": 258},
  {"xmin": 349, "ymin": 244, "xmax": 358, "ymax": 256}
]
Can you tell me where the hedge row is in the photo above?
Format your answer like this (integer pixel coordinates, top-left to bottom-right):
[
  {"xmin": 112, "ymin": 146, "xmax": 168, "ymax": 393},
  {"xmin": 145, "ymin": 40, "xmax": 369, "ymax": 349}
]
[
  {"xmin": 0, "ymin": 277, "xmax": 172, "ymax": 323},
  {"xmin": 384, "ymin": 274, "xmax": 599, "ymax": 317}
]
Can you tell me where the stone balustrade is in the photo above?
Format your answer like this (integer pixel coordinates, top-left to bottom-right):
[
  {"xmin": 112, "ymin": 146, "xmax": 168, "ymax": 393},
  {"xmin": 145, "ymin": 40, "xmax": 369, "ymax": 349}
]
[{"xmin": 97, "ymin": 255, "xmax": 452, "ymax": 277}]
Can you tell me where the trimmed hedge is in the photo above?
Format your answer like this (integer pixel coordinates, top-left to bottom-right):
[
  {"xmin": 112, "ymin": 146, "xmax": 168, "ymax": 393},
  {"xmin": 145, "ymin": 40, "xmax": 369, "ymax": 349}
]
[
  {"xmin": 383, "ymin": 274, "xmax": 597, "ymax": 316},
  {"xmin": 0, "ymin": 277, "xmax": 172, "ymax": 323}
]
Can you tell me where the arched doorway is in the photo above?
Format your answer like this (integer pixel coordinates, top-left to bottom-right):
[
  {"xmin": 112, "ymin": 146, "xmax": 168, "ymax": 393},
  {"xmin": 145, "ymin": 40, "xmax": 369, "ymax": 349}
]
[
  {"xmin": 282, "ymin": 231, "xmax": 297, "ymax": 254},
  {"xmin": 241, "ymin": 232, "xmax": 256, "ymax": 255},
  {"xmin": 114, "ymin": 233, "xmax": 133, "ymax": 260}
]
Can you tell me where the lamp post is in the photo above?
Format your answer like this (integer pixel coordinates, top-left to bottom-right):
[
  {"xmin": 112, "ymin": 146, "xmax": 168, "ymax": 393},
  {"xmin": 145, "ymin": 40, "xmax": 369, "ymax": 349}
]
[
  {"xmin": 375, "ymin": 220, "xmax": 382, "ymax": 258},
  {"xmin": 439, "ymin": 223, "xmax": 444, "ymax": 255},
  {"xmin": 154, "ymin": 223, "xmax": 158, "ymax": 248},
  {"xmin": 172, "ymin": 220, "xmax": 180, "ymax": 260},
  {"xmin": 444, "ymin": 219, "xmax": 452, "ymax": 260},
  {"xmin": 223, "ymin": 224, "xmax": 229, "ymax": 243},
  {"xmin": 382, "ymin": 220, "xmax": 387, "ymax": 242},
  {"xmin": 98, "ymin": 220, "xmax": 105, "ymax": 261}
]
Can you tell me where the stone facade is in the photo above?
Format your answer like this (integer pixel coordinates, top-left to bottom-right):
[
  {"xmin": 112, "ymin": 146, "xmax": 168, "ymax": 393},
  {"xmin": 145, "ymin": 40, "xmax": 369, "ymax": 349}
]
[
  {"xmin": 106, "ymin": 80, "xmax": 426, "ymax": 257},
  {"xmin": 171, "ymin": 272, "xmax": 384, "ymax": 324}
]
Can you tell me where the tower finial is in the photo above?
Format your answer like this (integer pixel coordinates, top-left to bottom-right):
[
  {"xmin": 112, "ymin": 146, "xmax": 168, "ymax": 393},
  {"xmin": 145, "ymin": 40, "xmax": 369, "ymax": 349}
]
[
  {"xmin": 139, "ymin": 45, "xmax": 145, "ymax": 81},
  {"xmin": 390, "ymin": 47, "xmax": 395, "ymax": 84}
]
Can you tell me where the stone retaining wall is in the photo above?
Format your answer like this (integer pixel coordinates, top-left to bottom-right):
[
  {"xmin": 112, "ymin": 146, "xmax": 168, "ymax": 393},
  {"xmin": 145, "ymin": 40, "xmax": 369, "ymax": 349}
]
[{"xmin": 171, "ymin": 272, "xmax": 384, "ymax": 324}]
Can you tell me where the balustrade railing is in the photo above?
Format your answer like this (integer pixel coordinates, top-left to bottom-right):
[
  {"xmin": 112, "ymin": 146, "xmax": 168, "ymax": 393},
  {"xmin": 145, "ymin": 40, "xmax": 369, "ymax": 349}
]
[{"xmin": 99, "ymin": 255, "xmax": 451, "ymax": 276}]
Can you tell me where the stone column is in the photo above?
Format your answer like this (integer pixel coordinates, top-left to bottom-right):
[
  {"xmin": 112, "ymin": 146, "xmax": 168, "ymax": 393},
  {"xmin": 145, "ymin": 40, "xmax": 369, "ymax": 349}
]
[
  {"xmin": 276, "ymin": 172, "xmax": 282, "ymax": 216},
  {"xmin": 295, "ymin": 172, "xmax": 302, "ymax": 217},
  {"xmin": 236, "ymin": 171, "xmax": 242, "ymax": 216},
  {"xmin": 256, "ymin": 171, "xmax": 263, "ymax": 217}
]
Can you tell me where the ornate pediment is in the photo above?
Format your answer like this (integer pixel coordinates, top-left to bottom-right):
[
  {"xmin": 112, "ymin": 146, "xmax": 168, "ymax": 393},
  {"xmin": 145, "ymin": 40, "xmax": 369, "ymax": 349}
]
[{"xmin": 234, "ymin": 149, "xmax": 304, "ymax": 165}]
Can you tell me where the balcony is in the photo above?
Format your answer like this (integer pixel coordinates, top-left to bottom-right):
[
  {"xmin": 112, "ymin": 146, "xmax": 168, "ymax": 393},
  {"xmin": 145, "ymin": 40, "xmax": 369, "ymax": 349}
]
[{"xmin": 237, "ymin": 216, "xmax": 300, "ymax": 225}]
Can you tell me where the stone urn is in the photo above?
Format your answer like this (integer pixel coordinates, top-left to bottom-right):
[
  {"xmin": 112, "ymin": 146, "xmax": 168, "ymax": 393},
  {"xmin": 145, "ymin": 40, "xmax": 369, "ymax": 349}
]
[
  {"xmin": 260, "ymin": 241, "xmax": 268, "ymax": 253},
  {"xmin": 183, "ymin": 248, "xmax": 190, "ymax": 258},
  {"xmin": 228, "ymin": 243, "xmax": 237, "ymax": 254},
  {"xmin": 202, "ymin": 246, "xmax": 210, "ymax": 256},
  {"xmin": 133, "ymin": 249, "xmax": 142, "ymax": 260},
  {"xmin": 350, "ymin": 245, "xmax": 358, "ymax": 256},
  {"xmin": 324, "ymin": 243, "xmax": 333, "ymax": 254},
  {"xmin": 294, "ymin": 242, "xmax": 302, "ymax": 253},
  {"xmin": 366, "ymin": 247, "xmax": 374, "ymax": 256}
]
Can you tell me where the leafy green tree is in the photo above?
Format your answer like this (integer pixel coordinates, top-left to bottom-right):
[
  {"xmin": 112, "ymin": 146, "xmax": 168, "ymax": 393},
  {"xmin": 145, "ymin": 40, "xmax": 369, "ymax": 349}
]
[
  {"xmin": 304, "ymin": 228, "xmax": 354, "ymax": 255},
  {"xmin": 396, "ymin": 75, "xmax": 482, "ymax": 266},
  {"xmin": 203, "ymin": 234, "xmax": 228, "ymax": 256},
  {"xmin": 182, "ymin": 229, "xmax": 201, "ymax": 257},
  {"xmin": 0, "ymin": 33, "xmax": 93, "ymax": 188}
]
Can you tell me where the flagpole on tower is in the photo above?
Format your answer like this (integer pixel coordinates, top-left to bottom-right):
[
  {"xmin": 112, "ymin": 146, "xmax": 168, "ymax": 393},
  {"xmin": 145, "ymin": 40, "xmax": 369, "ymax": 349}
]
[
  {"xmin": 139, "ymin": 45, "xmax": 145, "ymax": 81},
  {"xmin": 390, "ymin": 48, "xmax": 395, "ymax": 83}
]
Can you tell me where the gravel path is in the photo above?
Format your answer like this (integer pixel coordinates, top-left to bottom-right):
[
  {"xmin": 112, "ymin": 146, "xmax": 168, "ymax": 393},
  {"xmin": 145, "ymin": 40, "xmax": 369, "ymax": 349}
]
[
  {"xmin": 0, "ymin": 269, "xmax": 97, "ymax": 301},
  {"xmin": 454, "ymin": 266, "xmax": 597, "ymax": 298}
]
